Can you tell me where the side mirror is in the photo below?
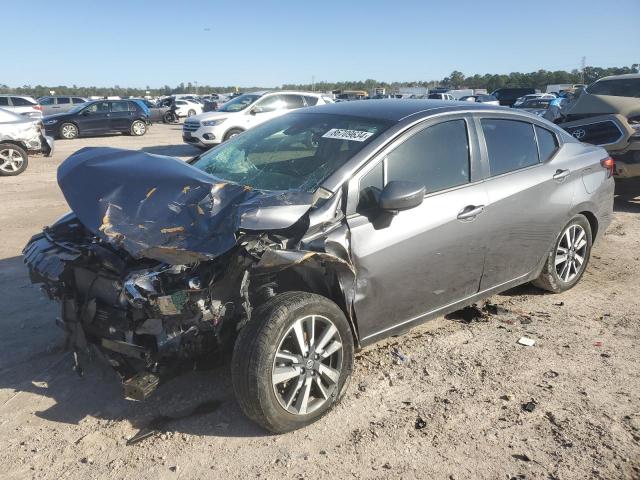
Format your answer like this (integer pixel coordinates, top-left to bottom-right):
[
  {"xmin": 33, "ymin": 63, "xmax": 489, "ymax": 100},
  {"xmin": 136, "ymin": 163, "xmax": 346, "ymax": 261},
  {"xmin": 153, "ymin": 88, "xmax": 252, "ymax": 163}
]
[
  {"xmin": 378, "ymin": 181, "xmax": 425, "ymax": 213},
  {"xmin": 249, "ymin": 106, "xmax": 263, "ymax": 115}
]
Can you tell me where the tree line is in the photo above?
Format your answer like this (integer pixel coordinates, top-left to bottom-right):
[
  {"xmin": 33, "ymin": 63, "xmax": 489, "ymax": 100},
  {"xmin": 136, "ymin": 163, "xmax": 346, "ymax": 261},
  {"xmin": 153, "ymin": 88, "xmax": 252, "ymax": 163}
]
[{"xmin": 1, "ymin": 65, "xmax": 637, "ymax": 98}]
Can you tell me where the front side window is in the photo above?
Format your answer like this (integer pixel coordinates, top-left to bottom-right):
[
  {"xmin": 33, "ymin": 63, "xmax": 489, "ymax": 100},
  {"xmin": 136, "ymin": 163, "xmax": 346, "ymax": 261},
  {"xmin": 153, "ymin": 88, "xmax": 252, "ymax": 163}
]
[
  {"xmin": 535, "ymin": 125, "xmax": 559, "ymax": 162},
  {"xmin": 218, "ymin": 93, "xmax": 262, "ymax": 112},
  {"xmin": 39, "ymin": 97, "xmax": 54, "ymax": 105},
  {"xmin": 481, "ymin": 119, "xmax": 539, "ymax": 176},
  {"xmin": 72, "ymin": 97, "xmax": 85, "ymax": 104},
  {"xmin": 84, "ymin": 102, "xmax": 109, "ymax": 114},
  {"xmin": 193, "ymin": 112, "xmax": 391, "ymax": 192},
  {"xmin": 587, "ymin": 78, "xmax": 640, "ymax": 98},
  {"xmin": 0, "ymin": 97, "xmax": 8, "ymax": 106},
  {"xmin": 304, "ymin": 95, "xmax": 319, "ymax": 106},
  {"xmin": 358, "ymin": 161, "xmax": 384, "ymax": 212},
  {"xmin": 282, "ymin": 95, "xmax": 305, "ymax": 109},
  {"xmin": 386, "ymin": 119, "xmax": 470, "ymax": 193},
  {"xmin": 253, "ymin": 95, "xmax": 285, "ymax": 113}
]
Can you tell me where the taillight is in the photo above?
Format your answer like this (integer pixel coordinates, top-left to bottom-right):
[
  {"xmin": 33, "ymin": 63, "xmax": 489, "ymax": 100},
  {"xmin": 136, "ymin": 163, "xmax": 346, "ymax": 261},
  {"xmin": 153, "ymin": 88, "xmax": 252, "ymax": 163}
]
[
  {"xmin": 600, "ymin": 156, "xmax": 615, "ymax": 178},
  {"xmin": 33, "ymin": 104, "xmax": 43, "ymax": 111}
]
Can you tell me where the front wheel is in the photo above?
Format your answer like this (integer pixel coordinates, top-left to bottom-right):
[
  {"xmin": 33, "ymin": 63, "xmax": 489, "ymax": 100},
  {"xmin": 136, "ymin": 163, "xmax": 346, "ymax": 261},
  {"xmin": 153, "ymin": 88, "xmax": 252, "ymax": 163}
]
[
  {"xmin": 130, "ymin": 120, "xmax": 147, "ymax": 136},
  {"xmin": 533, "ymin": 214, "xmax": 592, "ymax": 293},
  {"xmin": 0, "ymin": 143, "xmax": 28, "ymax": 176},
  {"xmin": 59, "ymin": 123, "xmax": 78, "ymax": 139},
  {"xmin": 223, "ymin": 128, "xmax": 243, "ymax": 141},
  {"xmin": 232, "ymin": 292, "xmax": 354, "ymax": 433}
]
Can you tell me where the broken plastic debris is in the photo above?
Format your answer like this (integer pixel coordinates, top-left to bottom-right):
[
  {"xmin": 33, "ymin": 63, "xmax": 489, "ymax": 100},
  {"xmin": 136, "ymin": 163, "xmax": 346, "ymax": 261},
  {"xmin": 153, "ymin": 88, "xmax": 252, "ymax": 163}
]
[
  {"xmin": 522, "ymin": 401, "xmax": 537, "ymax": 413},
  {"xmin": 517, "ymin": 337, "xmax": 536, "ymax": 347},
  {"xmin": 414, "ymin": 417, "xmax": 427, "ymax": 429}
]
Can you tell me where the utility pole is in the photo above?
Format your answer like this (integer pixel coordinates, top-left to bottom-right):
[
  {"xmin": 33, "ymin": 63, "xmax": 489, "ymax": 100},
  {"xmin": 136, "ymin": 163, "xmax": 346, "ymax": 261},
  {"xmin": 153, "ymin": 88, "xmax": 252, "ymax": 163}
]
[
  {"xmin": 312, "ymin": 75, "xmax": 315, "ymax": 92},
  {"xmin": 195, "ymin": 81, "xmax": 199, "ymax": 95},
  {"xmin": 580, "ymin": 57, "xmax": 586, "ymax": 84}
]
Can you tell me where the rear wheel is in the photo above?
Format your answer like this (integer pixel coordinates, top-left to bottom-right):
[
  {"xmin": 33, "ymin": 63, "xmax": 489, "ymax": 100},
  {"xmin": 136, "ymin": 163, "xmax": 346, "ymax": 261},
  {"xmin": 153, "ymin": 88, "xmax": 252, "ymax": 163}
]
[
  {"xmin": 232, "ymin": 292, "xmax": 354, "ymax": 433},
  {"xmin": 533, "ymin": 214, "xmax": 592, "ymax": 293},
  {"xmin": 59, "ymin": 123, "xmax": 78, "ymax": 139},
  {"xmin": 130, "ymin": 120, "xmax": 147, "ymax": 136},
  {"xmin": 0, "ymin": 143, "xmax": 28, "ymax": 176}
]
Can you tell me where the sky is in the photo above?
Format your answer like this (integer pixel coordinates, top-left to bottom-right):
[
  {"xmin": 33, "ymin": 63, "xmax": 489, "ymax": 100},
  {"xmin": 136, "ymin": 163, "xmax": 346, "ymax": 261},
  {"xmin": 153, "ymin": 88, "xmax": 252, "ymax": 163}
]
[{"xmin": 4, "ymin": 0, "xmax": 639, "ymax": 88}]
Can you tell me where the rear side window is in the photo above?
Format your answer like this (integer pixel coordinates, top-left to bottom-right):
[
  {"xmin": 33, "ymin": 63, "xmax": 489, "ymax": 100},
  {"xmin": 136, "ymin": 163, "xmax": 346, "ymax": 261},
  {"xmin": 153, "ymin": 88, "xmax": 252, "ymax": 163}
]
[
  {"xmin": 72, "ymin": 97, "xmax": 86, "ymax": 104},
  {"xmin": 481, "ymin": 119, "xmax": 539, "ymax": 176},
  {"xmin": 303, "ymin": 95, "xmax": 319, "ymax": 106},
  {"xmin": 587, "ymin": 78, "xmax": 640, "ymax": 98},
  {"xmin": 57, "ymin": 97, "xmax": 70, "ymax": 104},
  {"xmin": 535, "ymin": 126, "xmax": 559, "ymax": 161},
  {"xmin": 0, "ymin": 97, "xmax": 8, "ymax": 106},
  {"xmin": 11, "ymin": 97, "xmax": 36, "ymax": 106},
  {"xmin": 111, "ymin": 102, "xmax": 129, "ymax": 112},
  {"xmin": 386, "ymin": 119, "xmax": 470, "ymax": 193}
]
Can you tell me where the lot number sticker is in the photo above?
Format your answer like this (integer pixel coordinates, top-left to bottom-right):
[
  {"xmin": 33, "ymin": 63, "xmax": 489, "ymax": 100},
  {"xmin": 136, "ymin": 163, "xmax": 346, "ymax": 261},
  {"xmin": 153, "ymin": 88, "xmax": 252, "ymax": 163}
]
[{"xmin": 322, "ymin": 128, "xmax": 374, "ymax": 142}]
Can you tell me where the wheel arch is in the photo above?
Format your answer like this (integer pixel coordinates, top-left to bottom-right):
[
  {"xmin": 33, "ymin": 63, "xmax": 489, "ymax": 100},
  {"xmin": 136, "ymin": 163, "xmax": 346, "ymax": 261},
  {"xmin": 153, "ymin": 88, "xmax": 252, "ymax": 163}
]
[
  {"xmin": 223, "ymin": 126, "xmax": 245, "ymax": 140},
  {"xmin": 250, "ymin": 258, "xmax": 360, "ymax": 348},
  {"xmin": 0, "ymin": 140, "xmax": 28, "ymax": 151},
  {"xmin": 578, "ymin": 210, "xmax": 599, "ymax": 241}
]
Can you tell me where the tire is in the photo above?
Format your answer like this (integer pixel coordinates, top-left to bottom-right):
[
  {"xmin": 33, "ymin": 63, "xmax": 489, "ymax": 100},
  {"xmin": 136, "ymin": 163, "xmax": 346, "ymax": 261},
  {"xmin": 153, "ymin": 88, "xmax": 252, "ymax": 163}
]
[
  {"xmin": 232, "ymin": 291, "xmax": 354, "ymax": 433},
  {"xmin": 532, "ymin": 214, "xmax": 592, "ymax": 293},
  {"xmin": 163, "ymin": 112, "xmax": 174, "ymax": 123},
  {"xmin": 59, "ymin": 123, "xmax": 78, "ymax": 139},
  {"xmin": 0, "ymin": 143, "xmax": 28, "ymax": 176},
  {"xmin": 130, "ymin": 120, "xmax": 147, "ymax": 136},
  {"xmin": 223, "ymin": 128, "xmax": 243, "ymax": 142},
  {"xmin": 187, "ymin": 109, "xmax": 196, "ymax": 117}
]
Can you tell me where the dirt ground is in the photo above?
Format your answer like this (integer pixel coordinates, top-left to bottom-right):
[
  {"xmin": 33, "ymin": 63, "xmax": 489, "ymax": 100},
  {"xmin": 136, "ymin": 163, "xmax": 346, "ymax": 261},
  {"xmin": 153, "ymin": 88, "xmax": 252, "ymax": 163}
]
[{"xmin": 0, "ymin": 124, "xmax": 638, "ymax": 480}]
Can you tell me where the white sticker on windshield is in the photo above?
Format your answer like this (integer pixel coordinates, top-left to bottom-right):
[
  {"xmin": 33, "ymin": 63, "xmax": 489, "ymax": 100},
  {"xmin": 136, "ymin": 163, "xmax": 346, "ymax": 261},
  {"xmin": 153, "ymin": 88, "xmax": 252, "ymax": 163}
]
[{"xmin": 321, "ymin": 128, "xmax": 374, "ymax": 142}]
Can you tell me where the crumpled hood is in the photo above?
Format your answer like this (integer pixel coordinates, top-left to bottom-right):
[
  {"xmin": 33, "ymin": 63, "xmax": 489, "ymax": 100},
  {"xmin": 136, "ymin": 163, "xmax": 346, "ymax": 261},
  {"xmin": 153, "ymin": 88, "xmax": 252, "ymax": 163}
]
[
  {"xmin": 57, "ymin": 148, "xmax": 315, "ymax": 263},
  {"xmin": 565, "ymin": 92, "xmax": 640, "ymax": 118}
]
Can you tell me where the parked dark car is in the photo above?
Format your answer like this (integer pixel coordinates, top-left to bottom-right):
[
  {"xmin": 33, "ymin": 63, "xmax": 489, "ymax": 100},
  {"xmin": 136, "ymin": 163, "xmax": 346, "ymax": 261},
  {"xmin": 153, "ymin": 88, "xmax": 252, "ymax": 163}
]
[
  {"xmin": 43, "ymin": 100, "xmax": 150, "ymax": 139},
  {"xmin": 37, "ymin": 96, "xmax": 88, "ymax": 115},
  {"xmin": 491, "ymin": 88, "xmax": 537, "ymax": 106},
  {"xmin": 24, "ymin": 100, "xmax": 614, "ymax": 433},
  {"xmin": 515, "ymin": 97, "xmax": 553, "ymax": 116},
  {"xmin": 132, "ymin": 99, "xmax": 171, "ymax": 123}
]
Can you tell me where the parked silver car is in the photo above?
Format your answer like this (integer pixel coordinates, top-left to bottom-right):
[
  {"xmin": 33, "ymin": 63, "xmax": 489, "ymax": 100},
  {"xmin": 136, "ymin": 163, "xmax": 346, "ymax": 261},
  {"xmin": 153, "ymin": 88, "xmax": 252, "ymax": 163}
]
[
  {"xmin": 0, "ymin": 94, "xmax": 43, "ymax": 118},
  {"xmin": 23, "ymin": 100, "xmax": 614, "ymax": 432},
  {"xmin": 37, "ymin": 96, "xmax": 88, "ymax": 115},
  {"xmin": 0, "ymin": 108, "xmax": 54, "ymax": 176}
]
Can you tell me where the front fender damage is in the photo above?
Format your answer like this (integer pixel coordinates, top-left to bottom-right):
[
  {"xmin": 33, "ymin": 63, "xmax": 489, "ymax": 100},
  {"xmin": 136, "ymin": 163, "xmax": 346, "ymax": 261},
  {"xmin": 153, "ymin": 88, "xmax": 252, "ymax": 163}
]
[{"xmin": 24, "ymin": 147, "xmax": 358, "ymax": 400}]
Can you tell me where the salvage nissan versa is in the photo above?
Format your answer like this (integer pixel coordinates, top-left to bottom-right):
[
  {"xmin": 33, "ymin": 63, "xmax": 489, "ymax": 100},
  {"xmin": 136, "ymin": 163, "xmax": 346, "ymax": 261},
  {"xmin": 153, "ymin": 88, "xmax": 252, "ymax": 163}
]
[{"xmin": 23, "ymin": 100, "xmax": 614, "ymax": 433}]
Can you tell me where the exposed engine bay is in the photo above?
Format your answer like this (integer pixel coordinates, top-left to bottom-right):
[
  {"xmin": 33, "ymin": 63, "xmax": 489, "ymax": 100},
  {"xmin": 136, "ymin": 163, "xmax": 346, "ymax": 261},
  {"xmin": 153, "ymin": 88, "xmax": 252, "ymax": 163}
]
[{"xmin": 23, "ymin": 148, "xmax": 356, "ymax": 400}]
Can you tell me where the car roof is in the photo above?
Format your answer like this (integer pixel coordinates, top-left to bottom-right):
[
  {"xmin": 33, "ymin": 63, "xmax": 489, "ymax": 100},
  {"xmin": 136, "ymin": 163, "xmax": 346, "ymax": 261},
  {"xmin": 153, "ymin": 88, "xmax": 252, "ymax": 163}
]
[
  {"xmin": 300, "ymin": 99, "xmax": 506, "ymax": 122},
  {"xmin": 595, "ymin": 73, "xmax": 640, "ymax": 82}
]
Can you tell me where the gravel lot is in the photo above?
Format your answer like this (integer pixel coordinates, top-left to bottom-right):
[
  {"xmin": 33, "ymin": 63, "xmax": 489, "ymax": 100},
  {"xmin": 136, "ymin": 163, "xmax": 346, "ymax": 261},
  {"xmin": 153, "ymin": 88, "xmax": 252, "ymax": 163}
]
[{"xmin": 0, "ymin": 124, "xmax": 639, "ymax": 479}]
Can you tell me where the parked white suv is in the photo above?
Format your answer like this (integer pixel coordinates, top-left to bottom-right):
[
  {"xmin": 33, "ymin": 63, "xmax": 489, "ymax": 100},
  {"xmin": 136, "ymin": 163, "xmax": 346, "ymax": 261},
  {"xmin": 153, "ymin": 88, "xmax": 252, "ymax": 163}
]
[
  {"xmin": 0, "ymin": 95, "xmax": 43, "ymax": 118},
  {"xmin": 183, "ymin": 91, "xmax": 331, "ymax": 148},
  {"xmin": 174, "ymin": 99, "xmax": 203, "ymax": 118}
]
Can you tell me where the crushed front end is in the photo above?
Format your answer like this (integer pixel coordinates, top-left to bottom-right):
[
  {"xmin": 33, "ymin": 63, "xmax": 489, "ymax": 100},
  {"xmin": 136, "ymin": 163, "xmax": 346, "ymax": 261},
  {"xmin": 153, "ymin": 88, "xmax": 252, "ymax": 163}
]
[{"xmin": 23, "ymin": 214, "xmax": 258, "ymax": 399}]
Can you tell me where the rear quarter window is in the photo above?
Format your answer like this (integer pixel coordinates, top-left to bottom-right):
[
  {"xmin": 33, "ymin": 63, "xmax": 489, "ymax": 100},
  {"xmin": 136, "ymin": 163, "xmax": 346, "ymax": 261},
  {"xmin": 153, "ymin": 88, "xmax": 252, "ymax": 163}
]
[
  {"xmin": 481, "ymin": 119, "xmax": 539, "ymax": 176},
  {"xmin": 535, "ymin": 125, "xmax": 559, "ymax": 162}
]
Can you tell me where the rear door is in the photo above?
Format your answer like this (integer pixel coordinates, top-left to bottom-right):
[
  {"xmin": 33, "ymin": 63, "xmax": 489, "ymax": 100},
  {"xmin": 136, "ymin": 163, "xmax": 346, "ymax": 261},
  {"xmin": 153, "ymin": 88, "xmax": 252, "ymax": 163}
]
[
  {"xmin": 475, "ymin": 115, "xmax": 574, "ymax": 289},
  {"xmin": 109, "ymin": 101, "xmax": 135, "ymax": 131},
  {"xmin": 347, "ymin": 115, "xmax": 490, "ymax": 342}
]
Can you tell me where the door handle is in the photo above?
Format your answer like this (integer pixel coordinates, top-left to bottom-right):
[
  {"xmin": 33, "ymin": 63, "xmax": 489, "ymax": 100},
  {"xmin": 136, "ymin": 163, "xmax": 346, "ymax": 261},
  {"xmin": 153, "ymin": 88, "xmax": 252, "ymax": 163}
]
[
  {"xmin": 553, "ymin": 169, "xmax": 570, "ymax": 181},
  {"xmin": 457, "ymin": 205, "xmax": 485, "ymax": 220}
]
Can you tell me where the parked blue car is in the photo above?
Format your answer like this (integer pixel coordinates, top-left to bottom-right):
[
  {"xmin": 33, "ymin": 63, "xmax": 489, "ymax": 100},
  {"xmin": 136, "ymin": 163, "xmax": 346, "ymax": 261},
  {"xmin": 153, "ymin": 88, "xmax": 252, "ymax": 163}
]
[{"xmin": 43, "ymin": 99, "xmax": 150, "ymax": 139}]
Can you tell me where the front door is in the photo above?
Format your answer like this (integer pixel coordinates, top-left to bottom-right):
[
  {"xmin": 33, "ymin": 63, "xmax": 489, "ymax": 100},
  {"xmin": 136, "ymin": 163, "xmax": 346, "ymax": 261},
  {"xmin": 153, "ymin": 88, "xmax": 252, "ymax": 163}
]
[
  {"xmin": 244, "ymin": 95, "xmax": 288, "ymax": 129},
  {"xmin": 77, "ymin": 101, "xmax": 110, "ymax": 133},
  {"xmin": 347, "ymin": 116, "xmax": 490, "ymax": 342}
]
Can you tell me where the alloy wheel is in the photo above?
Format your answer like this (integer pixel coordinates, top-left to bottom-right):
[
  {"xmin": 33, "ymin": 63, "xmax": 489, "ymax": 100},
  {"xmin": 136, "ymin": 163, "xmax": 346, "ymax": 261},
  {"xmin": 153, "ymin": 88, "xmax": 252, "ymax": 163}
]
[
  {"xmin": 272, "ymin": 314, "xmax": 343, "ymax": 415},
  {"xmin": 555, "ymin": 224, "xmax": 588, "ymax": 282},
  {"xmin": 61, "ymin": 124, "xmax": 77, "ymax": 139},
  {"xmin": 132, "ymin": 121, "xmax": 146, "ymax": 135},
  {"xmin": 0, "ymin": 148, "xmax": 24, "ymax": 173}
]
